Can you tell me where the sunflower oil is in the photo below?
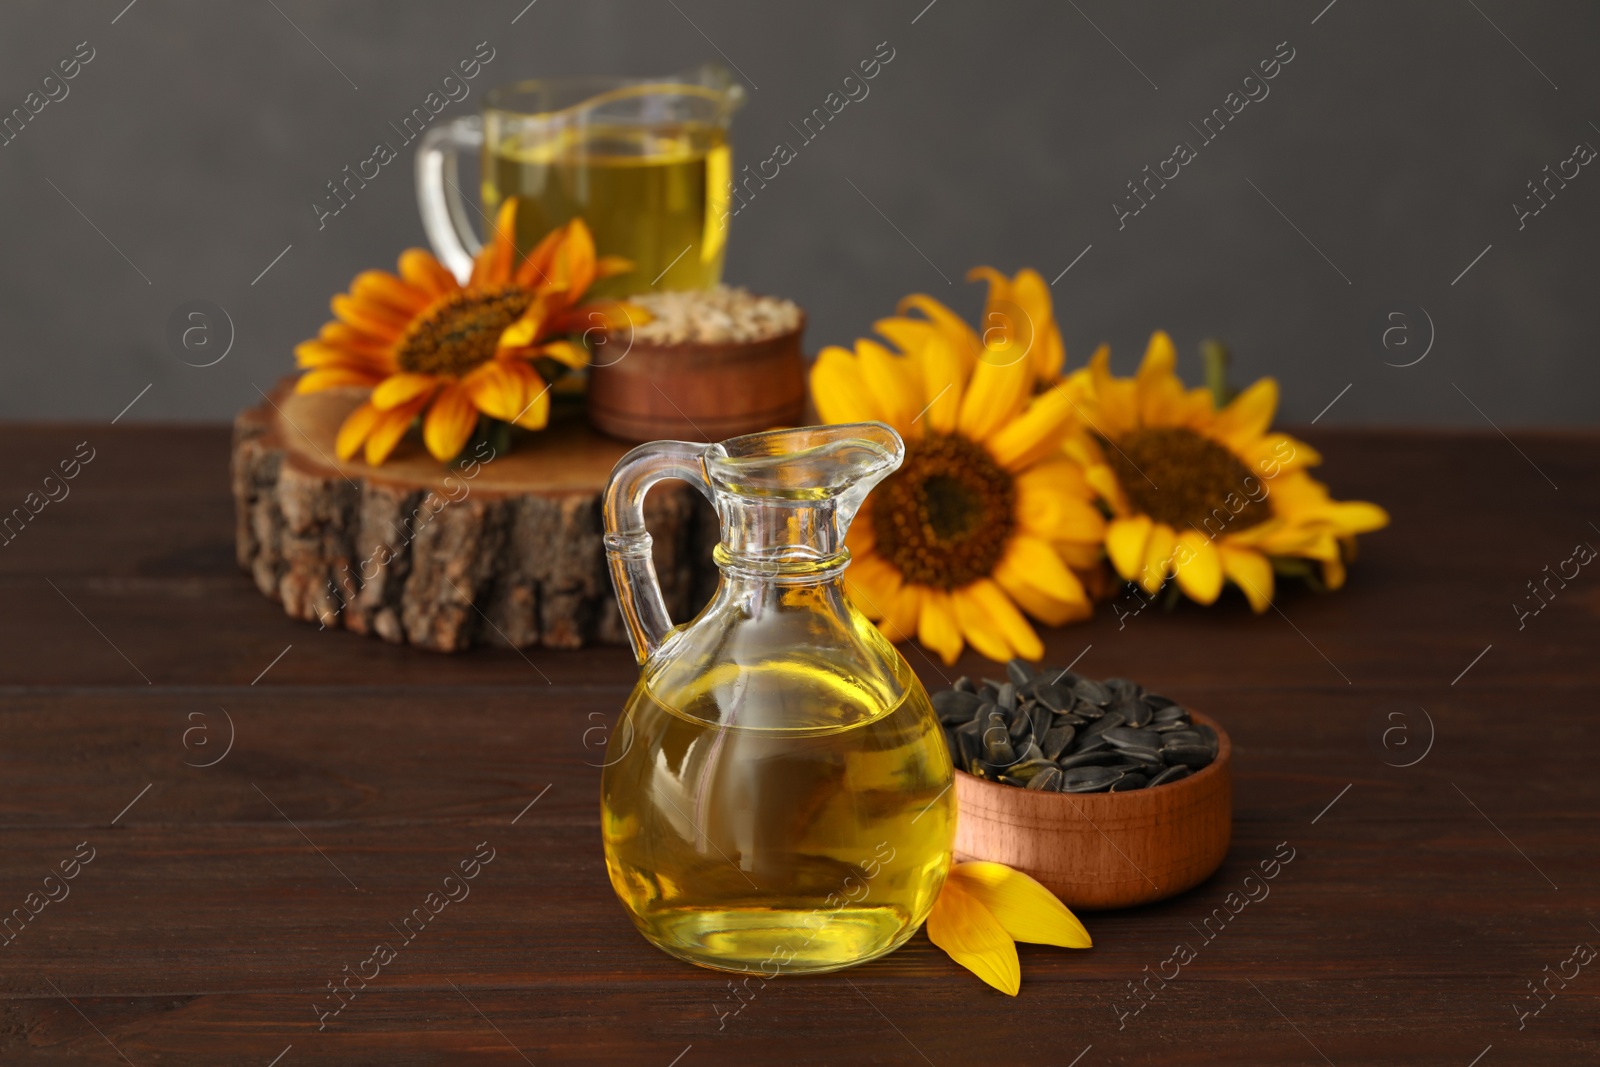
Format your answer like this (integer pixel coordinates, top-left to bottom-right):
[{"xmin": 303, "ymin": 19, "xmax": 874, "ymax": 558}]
[
  {"xmin": 485, "ymin": 122, "xmax": 729, "ymax": 297},
  {"xmin": 601, "ymin": 657, "xmax": 954, "ymax": 975}
]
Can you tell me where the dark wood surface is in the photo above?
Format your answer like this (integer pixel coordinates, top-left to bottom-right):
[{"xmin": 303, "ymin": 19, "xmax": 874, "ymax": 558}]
[{"xmin": 1, "ymin": 423, "xmax": 1596, "ymax": 1065}]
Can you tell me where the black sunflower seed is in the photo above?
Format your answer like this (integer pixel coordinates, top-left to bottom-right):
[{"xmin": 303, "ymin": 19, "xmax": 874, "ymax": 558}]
[
  {"xmin": 1058, "ymin": 749, "xmax": 1125, "ymax": 769},
  {"xmin": 1104, "ymin": 726, "xmax": 1162, "ymax": 755},
  {"xmin": 1006, "ymin": 659, "xmax": 1035, "ymax": 686},
  {"xmin": 1083, "ymin": 711, "xmax": 1126, "ymax": 738},
  {"xmin": 1071, "ymin": 677, "xmax": 1112, "ymax": 707},
  {"xmin": 1026, "ymin": 765, "xmax": 1063, "ymax": 791},
  {"xmin": 933, "ymin": 689, "xmax": 984, "ymax": 724},
  {"xmin": 1122, "ymin": 698, "xmax": 1153, "ymax": 728},
  {"xmin": 1034, "ymin": 682, "xmax": 1074, "ymax": 714},
  {"xmin": 1109, "ymin": 773, "xmax": 1149, "ymax": 792},
  {"xmin": 1152, "ymin": 702, "xmax": 1189, "ymax": 723},
  {"xmin": 1164, "ymin": 743, "xmax": 1213, "ymax": 768},
  {"xmin": 1061, "ymin": 766, "xmax": 1122, "ymax": 792},
  {"xmin": 953, "ymin": 676, "xmax": 976, "ymax": 694},
  {"xmin": 1041, "ymin": 723, "xmax": 1076, "ymax": 760},
  {"xmin": 1149, "ymin": 765, "xmax": 1192, "ymax": 787}
]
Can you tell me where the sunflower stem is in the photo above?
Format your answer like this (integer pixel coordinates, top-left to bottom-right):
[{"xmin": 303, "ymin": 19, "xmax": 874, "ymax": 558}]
[
  {"xmin": 461, "ymin": 416, "xmax": 513, "ymax": 465},
  {"xmin": 1201, "ymin": 339, "xmax": 1234, "ymax": 408}
]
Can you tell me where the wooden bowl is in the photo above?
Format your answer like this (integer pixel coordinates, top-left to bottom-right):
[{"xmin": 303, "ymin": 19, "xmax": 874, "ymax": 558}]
[
  {"xmin": 953, "ymin": 712, "xmax": 1232, "ymax": 910},
  {"xmin": 586, "ymin": 317, "xmax": 807, "ymax": 443}
]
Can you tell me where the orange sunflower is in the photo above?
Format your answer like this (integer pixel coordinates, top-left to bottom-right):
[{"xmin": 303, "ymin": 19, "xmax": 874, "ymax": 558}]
[
  {"xmin": 1061, "ymin": 331, "xmax": 1389, "ymax": 610},
  {"xmin": 812, "ymin": 284, "xmax": 1104, "ymax": 665},
  {"xmin": 295, "ymin": 201, "xmax": 637, "ymax": 464}
]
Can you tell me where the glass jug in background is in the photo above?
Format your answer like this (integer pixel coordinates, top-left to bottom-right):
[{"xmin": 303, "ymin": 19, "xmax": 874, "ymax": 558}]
[
  {"xmin": 416, "ymin": 64, "xmax": 742, "ymax": 297},
  {"xmin": 600, "ymin": 424, "xmax": 955, "ymax": 975}
]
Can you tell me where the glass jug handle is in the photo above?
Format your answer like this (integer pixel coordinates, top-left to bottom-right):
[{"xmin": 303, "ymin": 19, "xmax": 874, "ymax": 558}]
[
  {"xmin": 602, "ymin": 441, "xmax": 715, "ymax": 664},
  {"xmin": 414, "ymin": 115, "xmax": 485, "ymax": 283}
]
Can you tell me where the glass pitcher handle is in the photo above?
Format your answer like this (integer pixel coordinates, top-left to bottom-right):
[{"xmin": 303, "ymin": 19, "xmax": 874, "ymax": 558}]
[
  {"xmin": 414, "ymin": 115, "xmax": 485, "ymax": 282},
  {"xmin": 602, "ymin": 442, "xmax": 715, "ymax": 664}
]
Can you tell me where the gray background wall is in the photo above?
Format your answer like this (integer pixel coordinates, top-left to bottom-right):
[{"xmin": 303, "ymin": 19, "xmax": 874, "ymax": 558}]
[{"xmin": 0, "ymin": 1, "xmax": 1594, "ymax": 425}]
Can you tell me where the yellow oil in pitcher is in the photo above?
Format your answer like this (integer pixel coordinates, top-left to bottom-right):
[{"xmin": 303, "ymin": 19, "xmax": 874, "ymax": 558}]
[
  {"xmin": 601, "ymin": 654, "xmax": 954, "ymax": 975},
  {"xmin": 485, "ymin": 122, "xmax": 730, "ymax": 297}
]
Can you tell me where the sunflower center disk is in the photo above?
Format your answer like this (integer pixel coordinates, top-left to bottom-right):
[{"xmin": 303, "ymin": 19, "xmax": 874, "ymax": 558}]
[
  {"xmin": 871, "ymin": 433, "xmax": 1015, "ymax": 589},
  {"xmin": 395, "ymin": 285, "xmax": 533, "ymax": 377},
  {"xmin": 1109, "ymin": 427, "xmax": 1270, "ymax": 532}
]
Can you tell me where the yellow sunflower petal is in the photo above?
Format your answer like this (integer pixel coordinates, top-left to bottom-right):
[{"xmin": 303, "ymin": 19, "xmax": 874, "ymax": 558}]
[
  {"xmin": 594, "ymin": 254, "xmax": 634, "ymax": 280},
  {"xmin": 470, "ymin": 198, "xmax": 518, "ymax": 288},
  {"xmin": 1008, "ymin": 269, "xmax": 1063, "ymax": 380},
  {"xmin": 994, "ymin": 535, "xmax": 1088, "ymax": 609},
  {"xmin": 811, "ymin": 345, "xmax": 881, "ymax": 425},
  {"xmin": 332, "ymin": 293, "xmax": 407, "ymax": 340},
  {"xmin": 957, "ymin": 346, "xmax": 1032, "ymax": 444},
  {"xmin": 363, "ymin": 396, "xmax": 428, "ymax": 466},
  {"xmin": 855, "ymin": 338, "xmax": 920, "ymax": 431},
  {"xmin": 398, "ymin": 247, "xmax": 460, "ymax": 297},
  {"xmin": 910, "ymin": 333, "xmax": 964, "ymax": 435},
  {"xmin": 917, "ymin": 589, "xmax": 964, "ymax": 666},
  {"xmin": 421, "ymin": 384, "xmax": 479, "ymax": 462},
  {"xmin": 1219, "ymin": 544, "xmax": 1274, "ymax": 612},
  {"xmin": 510, "ymin": 369, "xmax": 552, "ymax": 430},
  {"xmin": 948, "ymin": 862, "xmax": 1091, "ymax": 949},
  {"xmin": 1141, "ymin": 522, "xmax": 1177, "ymax": 595},
  {"xmin": 986, "ymin": 380, "xmax": 1077, "ymax": 471},
  {"xmin": 926, "ymin": 871, "xmax": 1020, "ymax": 996},
  {"xmin": 966, "ymin": 578, "xmax": 1044, "ymax": 662},
  {"xmin": 532, "ymin": 339, "xmax": 590, "ymax": 370},
  {"xmin": 1212, "ymin": 377, "xmax": 1279, "ymax": 448},
  {"xmin": 877, "ymin": 584, "xmax": 924, "ymax": 646},
  {"xmin": 334, "ymin": 401, "xmax": 384, "ymax": 461},
  {"xmin": 295, "ymin": 367, "xmax": 384, "ymax": 393},
  {"xmin": 1173, "ymin": 530, "xmax": 1224, "ymax": 604},
  {"xmin": 352, "ymin": 269, "xmax": 429, "ymax": 316},
  {"xmin": 295, "ymin": 339, "xmax": 388, "ymax": 372},
  {"xmin": 948, "ymin": 582, "xmax": 1018, "ymax": 663},
  {"xmin": 895, "ymin": 293, "xmax": 981, "ymax": 369},
  {"xmin": 1084, "ymin": 345, "xmax": 1137, "ymax": 439},
  {"xmin": 1135, "ymin": 331, "xmax": 1182, "ymax": 427},
  {"xmin": 371, "ymin": 373, "xmax": 439, "ymax": 410},
  {"xmin": 461, "ymin": 361, "xmax": 524, "ymax": 422},
  {"xmin": 1105, "ymin": 515, "xmax": 1152, "ymax": 581},
  {"xmin": 843, "ymin": 554, "xmax": 901, "ymax": 621}
]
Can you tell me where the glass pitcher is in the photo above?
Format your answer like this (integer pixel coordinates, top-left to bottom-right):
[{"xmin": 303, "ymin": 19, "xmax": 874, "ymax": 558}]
[
  {"xmin": 600, "ymin": 423, "xmax": 955, "ymax": 975},
  {"xmin": 416, "ymin": 64, "xmax": 742, "ymax": 296}
]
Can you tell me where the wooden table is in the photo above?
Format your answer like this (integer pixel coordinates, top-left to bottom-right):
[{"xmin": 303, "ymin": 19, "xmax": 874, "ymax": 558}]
[{"xmin": 2, "ymin": 424, "xmax": 1595, "ymax": 1065}]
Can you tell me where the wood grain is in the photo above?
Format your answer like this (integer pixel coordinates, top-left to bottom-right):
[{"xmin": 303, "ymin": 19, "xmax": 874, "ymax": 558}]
[{"xmin": 0, "ymin": 424, "xmax": 1598, "ymax": 1064}]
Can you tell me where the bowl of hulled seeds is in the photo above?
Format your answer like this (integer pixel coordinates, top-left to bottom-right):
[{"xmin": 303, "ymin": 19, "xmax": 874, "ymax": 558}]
[{"xmin": 937, "ymin": 659, "xmax": 1232, "ymax": 910}]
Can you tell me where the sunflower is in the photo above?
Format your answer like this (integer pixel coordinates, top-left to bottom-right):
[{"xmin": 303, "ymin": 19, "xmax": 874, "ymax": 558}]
[
  {"xmin": 1061, "ymin": 331, "xmax": 1389, "ymax": 610},
  {"xmin": 294, "ymin": 200, "xmax": 637, "ymax": 465},
  {"xmin": 812, "ymin": 301, "xmax": 1104, "ymax": 665},
  {"xmin": 874, "ymin": 266, "xmax": 1065, "ymax": 385}
]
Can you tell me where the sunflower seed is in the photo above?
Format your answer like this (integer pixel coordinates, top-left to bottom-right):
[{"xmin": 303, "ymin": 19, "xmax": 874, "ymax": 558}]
[
  {"xmin": 1008, "ymin": 711, "xmax": 1033, "ymax": 743},
  {"xmin": 999, "ymin": 775, "xmax": 1029, "ymax": 787},
  {"xmin": 1061, "ymin": 766, "xmax": 1122, "ymax": 792},
  {"xmin": 1070, "ymin": 732, "xmax": 1111, "ymax": 755},
  {"xmin": 1006, "ymin": 659, "xmax": 1035, "ymax": 686},
  {"xmin": 1071, "ymin": 699, "xmax": 1107, "ymax": 720},
  {"xmin": 1034, "ymin": 682, "xmax": 1073, "ymax": 714},
  {"xmin": 1161, "ymin": 729, "xmax": 1204, "ymax": 748},
  {"xmin": 1104, "ymin": 726, "xmax": 1162, "ymax": 755},
  {"xmin": 1152, "ymin": 720, "xmax": 1191, "ymax": 733},
  {"xmin": 953, "ymin": 676, "xmax": 976, "ymax": 694},
  {"xmin": 1122, "ymin": 698, "xmax": 1153, "ymax": 728},
  {"xmin": 1008, "ymin": 758, "xmax": 1054, "ymax": 781},
  {"xmin": 1149, "ymin": 765, "xmax": 1192, "ymax": 787},
  {"xmin": 1052, "ymin": 711, "xmax": 1087, "ymax": 727},
  {"xmin": 1058, "ymin": 748, "xmax": 1125, "ymax": 769},
  {"xmin": 933, "ymin": 689, "xmax": 984, "ymax": 724},
  {"xmin": 1083, "ymin": 711, "xmax": 1126, "ymax": 738},
  {"xmin": 957, "ymin": 730, "xmax": 980, "ymax": 770},
  {"xmin": 996, "ymin": 682, "xmax": 1017, "ymax": 714},
  {"xmin": 1193, "ymin": 723, "xmax": 1220, "ymax": 757},
  {"xmin": 1109, "ymin": 773, "xmax": 1149, "ymax": 792},
  {"xmin": 1041, "ymin": 723, "xmax": 1076, "ymax": 760},
  {"xmin": 1026, "ymin": 765, "xmax": 1064, "ymax": 791},
  {"xmin": 1151, "ymin": 702, "xmax": 1189, "ymax": 723},
  {"xmin": 1164, "ymin": 743, "xmax": 1213, "ymax": 768},
  {"xmin": 1071, "ymin": 677, "xmax": 1112, "ymax": 707}
]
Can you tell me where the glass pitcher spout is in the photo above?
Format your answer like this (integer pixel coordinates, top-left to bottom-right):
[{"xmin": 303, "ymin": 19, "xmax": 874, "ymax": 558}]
[{"xmin": 599, "ymin": 422, "xmax": 955, "ymax": 976}]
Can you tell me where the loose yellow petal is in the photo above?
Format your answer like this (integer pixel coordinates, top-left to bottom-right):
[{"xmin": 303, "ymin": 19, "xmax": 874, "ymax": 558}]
[
  {"xmin": 1173, "ymin": 530, "xmax": 1224, "ymax": 604},
  {"xmin": 422, "ymin": 384, "xmax": 479, "ymax": 462},
  {"xmin": 1219, "ymin": 544, "xmax": 1274, "ymax": 612},
  {"xmin": 948, "ymin": 862, "xmax": 1092, "ymax": 949},
  {"xmin": 1105, "ymin": 515, "xmax": 1152, "ymax": 581},
  {"xmin": 926, "ymin": 873, "xmax": 1020, "ymax": 996}
]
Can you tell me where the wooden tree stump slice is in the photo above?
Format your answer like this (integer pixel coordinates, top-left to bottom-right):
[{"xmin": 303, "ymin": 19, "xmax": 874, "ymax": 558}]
[{"xmin": 232, "ymin": 380, "xmax": 718, "ymax": 652}]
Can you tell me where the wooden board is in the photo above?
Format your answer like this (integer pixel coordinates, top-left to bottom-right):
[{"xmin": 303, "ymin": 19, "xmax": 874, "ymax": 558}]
[
  {"xmin": 1, "ymin": 423, "xmax": 1598, "ymax": 1064},
  {"xmin": 232, "ymin": 380, "xmax": 718, "ymax": 652}
]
